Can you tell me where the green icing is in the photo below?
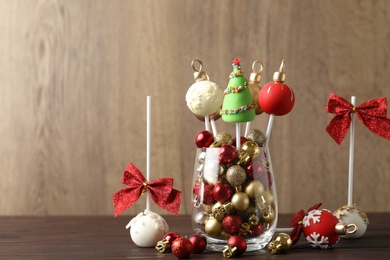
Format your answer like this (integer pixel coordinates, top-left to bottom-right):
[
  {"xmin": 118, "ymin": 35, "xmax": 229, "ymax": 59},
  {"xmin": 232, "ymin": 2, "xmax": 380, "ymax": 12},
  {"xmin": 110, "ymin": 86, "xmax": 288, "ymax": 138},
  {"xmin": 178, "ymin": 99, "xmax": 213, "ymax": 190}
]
[{"xmin": 221, "ymin": 63, "xmax": 255, "ymax": 123}]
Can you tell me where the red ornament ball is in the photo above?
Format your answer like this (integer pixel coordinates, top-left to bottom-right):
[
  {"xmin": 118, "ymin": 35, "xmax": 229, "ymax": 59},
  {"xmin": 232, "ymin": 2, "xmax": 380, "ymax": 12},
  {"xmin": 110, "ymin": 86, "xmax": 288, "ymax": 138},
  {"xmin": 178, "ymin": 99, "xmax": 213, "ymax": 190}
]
[
  {"xmin": 195, "ymin": 130, "xmax": 214, "ymax": 148},
  {"xmin": 213, "ymin": 183, "xmax": 232, "ymax": 203},
  {"xmin": 163, "ymin": 232, "xmax": 180, "ymax": 247},
  {"xmin": 223, "ymin": 214, "xmax": 243, "ymax": 234},
  {"xmin": 193, "ymin": 181, "xmax": 215, "ymax": 205},
  {"xmin": 227, "ymin": 235, "xmax": 247, "ymax": 257},
  {"xmin": 302, "ymin": 209, "xmax": 340, "ymax": 249},
  {"xmin": 171, "ymin": 237, "xmax": 193, "ymax": 258},
  {"xmin": 189, "ymin": 234, "xmax": 207, "ymax": 254},
  {"xmin": 219, "ymin": 144, "xmax": 238, "ymax": 164},
  {"xmin": 249, "ymin": 224, "xmax": 264, "ymax": 237},
  {"xmin": 258, "ymin": 81, "xmax": 295, "ymax": 116}
]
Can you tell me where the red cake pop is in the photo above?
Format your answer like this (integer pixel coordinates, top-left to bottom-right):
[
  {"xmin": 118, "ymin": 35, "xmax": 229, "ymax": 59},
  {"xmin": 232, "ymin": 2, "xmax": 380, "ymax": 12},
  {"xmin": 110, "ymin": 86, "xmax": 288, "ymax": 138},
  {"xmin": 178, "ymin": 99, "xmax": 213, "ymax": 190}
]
[{"xmin": 258, "ymin": 60, "xmax": 295, "ymax": 116}]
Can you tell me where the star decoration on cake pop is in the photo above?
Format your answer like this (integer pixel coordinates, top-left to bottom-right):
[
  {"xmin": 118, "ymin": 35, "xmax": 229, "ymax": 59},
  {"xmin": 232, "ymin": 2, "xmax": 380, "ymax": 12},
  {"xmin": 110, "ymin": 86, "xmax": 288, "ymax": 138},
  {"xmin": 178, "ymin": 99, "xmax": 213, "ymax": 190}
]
[{"xmin": 232, "ymin": 58, "xmax": 241, "ymax": 66}]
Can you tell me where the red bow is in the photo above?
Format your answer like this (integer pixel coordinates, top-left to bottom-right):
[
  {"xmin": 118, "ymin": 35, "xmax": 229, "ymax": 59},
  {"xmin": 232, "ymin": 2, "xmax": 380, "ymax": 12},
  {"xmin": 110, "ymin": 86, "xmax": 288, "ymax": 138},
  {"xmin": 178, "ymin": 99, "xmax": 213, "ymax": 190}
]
[
  {"xmin": 112, "ymin": 163, "xmax": 182, "ymax": 217},
  {"xmin": 289, "ymin": 203, "xmax": 322, "ymax": 245},
  {"xmin": 326, "ymin": 93, "xmax": 390, "ymax": 145}
]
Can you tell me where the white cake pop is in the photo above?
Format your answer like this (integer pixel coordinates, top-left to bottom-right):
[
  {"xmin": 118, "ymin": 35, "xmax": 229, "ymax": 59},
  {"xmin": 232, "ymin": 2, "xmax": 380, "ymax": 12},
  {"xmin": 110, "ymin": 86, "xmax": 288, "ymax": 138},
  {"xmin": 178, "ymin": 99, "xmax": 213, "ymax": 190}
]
[
  {"xmin": 334, "ymin": 204, "xmax": 369, "ymax": 238},
  {"xmin": 126, "ymin": 209, "xmax": 169, "ymax": 247},
  {"xmin": 186, "ymin": 80, "xmax": 224, "ymax": 117}
]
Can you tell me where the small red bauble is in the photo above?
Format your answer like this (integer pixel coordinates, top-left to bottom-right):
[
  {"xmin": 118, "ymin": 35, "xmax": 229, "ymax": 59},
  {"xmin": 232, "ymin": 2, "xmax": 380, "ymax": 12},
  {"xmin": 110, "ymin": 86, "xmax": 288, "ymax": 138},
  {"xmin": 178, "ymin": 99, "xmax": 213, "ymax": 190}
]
[
  {"xmin": 171, "ymin": 237, "xmax": 193, "ymax": 258},
  {"xmin": 163, "ymin": 232, "xmax": 180, "ymax": 247},
  {"xmin": 249, "ymin": 224, "xmax": 264, "ymax": 237},
  {"xmin": 193, "ymin": 181, "xmax": 215, "ymax": 205},
  {"xmin": 189, "ymin": 234, "xmax": 207, "ymax": 254},
  {"xmin": 258, "ymin": 81, "xmax": 295, "ymax": 116},
  {"xmin": 226, "ymin": 235, "xmax": 247, "ymax": 257},
  {"xmin": 302, "ymin": 209, "xmax": 340, "ymax": 249},
  {"xmin": 195, "ymin": 130, "xmax": 214, "ymax": 148},
  {"xmin": 219, "ymin": 144, "xmax": 238, "ymax": 164},
  {"xmin": 213, "ymin": 183, "xmax": 232, "ymax": 203},
  {"xmin": 202, "ymin": 183, "xmax": 215, "ymax": 205},
  {"xmin": 222, "ymin": 214, "xmax": 243, "ymax": 234}
]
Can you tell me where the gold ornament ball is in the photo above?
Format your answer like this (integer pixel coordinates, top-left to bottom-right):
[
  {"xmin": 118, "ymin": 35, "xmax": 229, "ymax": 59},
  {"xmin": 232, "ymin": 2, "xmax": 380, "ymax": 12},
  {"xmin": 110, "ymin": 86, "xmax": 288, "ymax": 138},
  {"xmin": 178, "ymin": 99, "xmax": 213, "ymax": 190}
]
[
  {"xmin": 226, "ymin": 165, "xmax": 247, "ymax": 187},
  {"xmin": 261, "ymin": 204, "xmax": 276, "ymax": 223},
  {"xmin": 215, "ymin": 132, "xmax": 233, "ymax": 145},
  {"xmin": 210, "ymin": 132, "xmax": 233, "ymax": 147},
  {"xmin": 245, "ymin": 180, "xmax": 264, "ymax": 199},
  {"xmin": 205, "ymin": 217, "xmax": 223, "ymax": 237},
  {"xmin": 267, "ymin": 233, "xmax": 292, "ymax": 254},
  {"xmin": 231, "ymin": 192, "xmax": 250, "ymax": 211},
  {"xmin": 241, "ymin": 141, "xmax": 260, "ymax": 158},
  {"xmin": 262, "ymin": 190, "xmax": 275, "ymax": 205},
  {"xmin": 246, "ymin": 129, "xmax": 266, "ymax": 147}
]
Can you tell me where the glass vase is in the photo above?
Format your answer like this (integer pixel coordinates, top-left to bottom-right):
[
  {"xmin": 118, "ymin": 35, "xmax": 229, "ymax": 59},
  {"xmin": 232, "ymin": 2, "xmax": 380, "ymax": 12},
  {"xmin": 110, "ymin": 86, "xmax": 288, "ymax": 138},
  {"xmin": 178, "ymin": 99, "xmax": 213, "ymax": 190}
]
[{"xmin": 191, "ymin": 146, "xmax": 278, "ymax": 252}]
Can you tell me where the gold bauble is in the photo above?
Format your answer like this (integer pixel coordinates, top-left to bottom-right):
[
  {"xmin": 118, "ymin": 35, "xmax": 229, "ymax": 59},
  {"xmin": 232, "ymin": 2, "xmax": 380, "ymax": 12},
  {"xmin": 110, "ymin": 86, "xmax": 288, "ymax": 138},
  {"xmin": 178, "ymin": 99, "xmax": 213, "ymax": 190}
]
[
  {"xmin": 246, "ymin": 129, "xmax": 266, "ymax": 147},
  {"xmin": 210, "ymin": 132, "xmax": 233, "ymax": 147},
  {"xmin": 231, "ymin": 192, "xmax": 250, "ymax": 211},
  {"xmin": 262, "ymin": 190, "xmax": 275, "ymax": 205},
  {"xmin": 244, "ymin": 180, "xmax": 264, "ymax": 199},
  {"xmin": 261, "ymin": 203, "xmax": 276, "ymax": 223},
  {"xmin": 205, "ymin": 217, "xmax": 223, "ymax": 237},
  {"xmin": 226, "ymin": 165, "xmax": 247, "ymax": 187},
  {"xmin": 267, "ymin": 233, "xmax": 292, "ymax": 254},
  {"xmin": 241, "ymin": 141, "xmax": 260, "ymax": 158}
]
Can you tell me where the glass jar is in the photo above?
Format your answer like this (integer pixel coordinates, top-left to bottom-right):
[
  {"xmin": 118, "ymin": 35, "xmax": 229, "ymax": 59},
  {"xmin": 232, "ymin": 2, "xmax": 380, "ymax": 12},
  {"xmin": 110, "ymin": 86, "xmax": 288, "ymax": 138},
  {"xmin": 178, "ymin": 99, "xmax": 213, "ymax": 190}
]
[{"xmin": 191, "ymin": 145, "xmax": 278, "ymax": 252}]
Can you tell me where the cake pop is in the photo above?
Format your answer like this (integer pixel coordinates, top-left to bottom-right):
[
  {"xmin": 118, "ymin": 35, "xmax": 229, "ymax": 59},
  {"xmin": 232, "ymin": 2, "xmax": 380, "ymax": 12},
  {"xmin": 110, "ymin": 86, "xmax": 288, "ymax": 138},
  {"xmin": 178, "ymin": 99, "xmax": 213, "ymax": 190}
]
[{"xmin": 186, "ymin": 59, "xmax": 223, "ymax": 136}]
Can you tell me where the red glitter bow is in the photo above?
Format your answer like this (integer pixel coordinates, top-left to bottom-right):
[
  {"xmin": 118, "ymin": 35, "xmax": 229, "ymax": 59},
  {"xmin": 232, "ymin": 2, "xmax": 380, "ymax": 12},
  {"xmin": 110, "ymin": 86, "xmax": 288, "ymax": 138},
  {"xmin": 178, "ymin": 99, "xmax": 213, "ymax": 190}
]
[
  {"xmin": 112, "ymin": 163, "xmax": 182, "ymax": 217},
  {"xmin": 326, "ymin": 93, "xmax": 390, "ymax": 145},
  {"xmin": 289, "ymin": 202, "xmax": 322, "ymax": 245}
]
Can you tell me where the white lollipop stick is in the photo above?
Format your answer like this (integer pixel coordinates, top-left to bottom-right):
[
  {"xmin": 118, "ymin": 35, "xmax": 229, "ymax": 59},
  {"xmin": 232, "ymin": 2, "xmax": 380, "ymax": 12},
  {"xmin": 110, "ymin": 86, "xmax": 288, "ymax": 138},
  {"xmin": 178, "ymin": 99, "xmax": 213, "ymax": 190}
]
[
  {"xmin": 348, "ymin": 96, "xmax": 356, "ymax": 206},
  {"xmin": 146, "ymin": 96, "xmax": 151, "ymax": 211},
  {"xmin": 245, "ymin": 122, "xmax": 251, "ymax": 137},
  {"xmin": 264, "ymin": 114, "xmax": 275, "ymax": 148},
  {"xmin": 236, "ymin": 123, "xmax": 241, "ymax": 152},
  {"xmin": 210, "ymin": 118, "xmax": 218, "ymax": 137},
  {"xmin": 204, "ymin": 115, "xmax": 210, "ymax": 132}
]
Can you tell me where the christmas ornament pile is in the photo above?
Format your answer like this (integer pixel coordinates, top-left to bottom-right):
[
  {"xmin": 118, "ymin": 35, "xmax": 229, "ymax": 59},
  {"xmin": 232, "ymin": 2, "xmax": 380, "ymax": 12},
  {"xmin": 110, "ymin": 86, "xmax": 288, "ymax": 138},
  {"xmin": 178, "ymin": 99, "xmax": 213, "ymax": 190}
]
[{"xmin": 186, "ymin": 58, "xmax": 295, "ymax": 256}]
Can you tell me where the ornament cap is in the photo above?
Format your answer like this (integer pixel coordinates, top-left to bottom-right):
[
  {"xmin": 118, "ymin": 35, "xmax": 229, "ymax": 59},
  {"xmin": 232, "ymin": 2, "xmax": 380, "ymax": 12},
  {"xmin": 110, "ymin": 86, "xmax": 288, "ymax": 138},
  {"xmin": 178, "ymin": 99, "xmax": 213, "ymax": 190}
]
[
  {"xmin": 335, "ymin": 222, "xmax": 358, "ymax": 235},
  {"xmin": 191, "ymin": 59, "xmax": 209, "ymax": 81},
  {"xmin": 273, "ymin": 59, "xmax": 286, "ymax": 82},
  {"xmin": 249, "ymin": 60, "xmax": 263, "ymax": 83}
]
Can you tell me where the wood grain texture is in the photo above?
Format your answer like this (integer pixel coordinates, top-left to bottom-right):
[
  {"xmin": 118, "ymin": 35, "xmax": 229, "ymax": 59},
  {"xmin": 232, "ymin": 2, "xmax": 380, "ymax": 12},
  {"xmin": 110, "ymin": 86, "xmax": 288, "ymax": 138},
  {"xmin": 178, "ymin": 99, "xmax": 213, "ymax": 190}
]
[{"xmin": 0, "ymin": 0, "xmax": 389, "ymax": 216}]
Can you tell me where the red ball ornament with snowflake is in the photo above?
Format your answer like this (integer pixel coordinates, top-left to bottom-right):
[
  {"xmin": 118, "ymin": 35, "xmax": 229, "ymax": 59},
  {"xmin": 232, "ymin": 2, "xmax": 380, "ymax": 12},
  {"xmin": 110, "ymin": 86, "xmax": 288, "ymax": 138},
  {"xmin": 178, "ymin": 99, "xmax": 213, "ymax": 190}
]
[
  {"xmin": 302, "ymin": 209, "xmax": 340, "ymax": 249},
  {"xmin": 289, "ymin": 203, "xmax": 358, "ymax": 250}
]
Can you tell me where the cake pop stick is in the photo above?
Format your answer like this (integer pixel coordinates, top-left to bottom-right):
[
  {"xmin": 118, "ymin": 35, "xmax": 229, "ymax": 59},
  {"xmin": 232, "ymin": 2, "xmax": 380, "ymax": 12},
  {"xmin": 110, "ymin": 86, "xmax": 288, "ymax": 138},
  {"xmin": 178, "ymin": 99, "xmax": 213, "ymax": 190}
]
[
  {"xmin": 236, "ymin": 122, "xmax": 241, "ymax": 152},
  {"xmin": 146, "ymin": 96, "xmax": 151, "ymax": 211},
  {"xmin": 186, "ymin": 59, "xmax": 223, "ymax": 136},
  {"xmin": 264, "ymin": 114, "xmax": 275, "ymax": 148},
  {"xmin": 258, "ymin": 60, "xmax": 295, "ymax": 147},
  {"xmin": 348, "ymin": 96, "xmax": 356, "ymax": 206}
]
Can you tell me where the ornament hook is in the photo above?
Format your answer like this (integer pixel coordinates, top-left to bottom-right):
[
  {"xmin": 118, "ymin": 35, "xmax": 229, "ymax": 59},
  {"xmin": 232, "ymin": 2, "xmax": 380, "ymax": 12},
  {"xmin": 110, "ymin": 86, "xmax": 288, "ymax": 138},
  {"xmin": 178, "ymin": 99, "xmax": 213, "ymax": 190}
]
[
  {"xmin": 191, "ymin": 59, "xmax": 203, "ymax": 72},
  {"xmin": 252, "ymin": 60, "xmax": 264, "ymax": 73},
  {"xmin": 191, "ymin": 59, "xmax": 208, "ymax": 81}
]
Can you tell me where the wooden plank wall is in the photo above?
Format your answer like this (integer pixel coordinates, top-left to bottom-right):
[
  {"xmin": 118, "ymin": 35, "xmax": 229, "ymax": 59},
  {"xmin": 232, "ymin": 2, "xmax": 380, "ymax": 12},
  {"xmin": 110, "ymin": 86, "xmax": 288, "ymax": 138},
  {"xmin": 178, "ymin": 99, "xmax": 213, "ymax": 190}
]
[{"xmin": 0, "ymin": 0, "xmax": 389, "ymax": 216}]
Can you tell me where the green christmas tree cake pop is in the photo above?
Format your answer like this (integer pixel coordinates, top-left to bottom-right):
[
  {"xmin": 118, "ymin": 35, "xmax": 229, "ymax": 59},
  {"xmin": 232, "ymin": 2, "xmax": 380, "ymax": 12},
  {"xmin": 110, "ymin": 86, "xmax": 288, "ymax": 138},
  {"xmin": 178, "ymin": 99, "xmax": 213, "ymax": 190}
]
[{"xmin": 221, "ymin": 58, "xmax": 256, "ymax": 122}]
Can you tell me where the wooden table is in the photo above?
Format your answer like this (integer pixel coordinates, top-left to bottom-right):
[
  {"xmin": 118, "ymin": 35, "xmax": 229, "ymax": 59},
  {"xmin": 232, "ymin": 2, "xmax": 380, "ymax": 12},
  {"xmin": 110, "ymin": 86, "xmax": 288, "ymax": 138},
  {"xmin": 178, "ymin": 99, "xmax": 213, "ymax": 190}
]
[{"xmin": 1, "ymin": 213, "xmax": 389, "ymax": 259}]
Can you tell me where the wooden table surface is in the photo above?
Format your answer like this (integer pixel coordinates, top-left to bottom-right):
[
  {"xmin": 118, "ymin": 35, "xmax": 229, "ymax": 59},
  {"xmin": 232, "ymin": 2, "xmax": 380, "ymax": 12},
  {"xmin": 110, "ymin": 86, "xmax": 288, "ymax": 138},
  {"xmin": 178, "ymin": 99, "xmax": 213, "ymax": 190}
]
[{"xmin": 1, "ymin": 213, "xmax": 389, "ymax": 259}]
